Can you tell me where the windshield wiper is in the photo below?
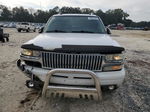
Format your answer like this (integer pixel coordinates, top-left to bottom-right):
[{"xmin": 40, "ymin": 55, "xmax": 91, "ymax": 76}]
[
  {"xmin": 71, "ymin": 30, "xmax": 96, "ymax": 33},
  {"xmin": 46, "ymin": 30, "xmax": 68, "ymax": 33}
]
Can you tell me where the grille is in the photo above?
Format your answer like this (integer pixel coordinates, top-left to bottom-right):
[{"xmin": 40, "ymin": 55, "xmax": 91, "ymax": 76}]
[{"xmin": 41, "ymin": 52, "xmax": 102, "ymax": 71}]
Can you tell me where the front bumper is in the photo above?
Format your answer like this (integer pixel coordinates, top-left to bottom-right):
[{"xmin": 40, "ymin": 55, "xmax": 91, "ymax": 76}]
[{"xmin": 17, "ymin": 59, "xmax": 125, "ymax": 86}]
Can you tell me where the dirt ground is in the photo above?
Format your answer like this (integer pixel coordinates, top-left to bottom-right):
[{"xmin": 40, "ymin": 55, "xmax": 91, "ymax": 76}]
[{"xmin": 0, "ymin": 28, "xmax": 150, "ymax": 112}]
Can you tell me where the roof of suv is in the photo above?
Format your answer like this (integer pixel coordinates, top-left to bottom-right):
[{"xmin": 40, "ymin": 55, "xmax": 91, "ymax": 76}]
[{"xmin": 53, "ymin": 14, "xmax": 97, "ymax": 17}]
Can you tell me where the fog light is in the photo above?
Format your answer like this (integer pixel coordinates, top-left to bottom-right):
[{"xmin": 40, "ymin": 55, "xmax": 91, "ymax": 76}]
[
  {"xmin": 26, "ymin": 80, "xmax": 34, "ymax": 88},
  {"xmin": 28, "ymin": 82, "xmax": 34, "ymax": 88},
  {"xmin": 108, "ymin": 85, "xmax": 115, "ymax": 90}
]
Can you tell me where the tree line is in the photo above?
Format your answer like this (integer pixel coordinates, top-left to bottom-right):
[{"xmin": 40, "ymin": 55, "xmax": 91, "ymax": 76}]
[{"xmin": 0, "ymin": 5, "xmax": 150, "ymax": 27}]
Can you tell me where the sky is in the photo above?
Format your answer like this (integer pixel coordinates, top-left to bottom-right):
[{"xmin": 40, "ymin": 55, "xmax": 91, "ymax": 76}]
[{"xmin": 0, "ymin": 0, "xmax": 150, "ymax": 22}]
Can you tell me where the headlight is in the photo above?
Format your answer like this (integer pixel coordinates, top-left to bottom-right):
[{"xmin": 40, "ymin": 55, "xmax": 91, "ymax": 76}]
[
  {"xmin": 33, "ymin": 51, "xmax": 40, "ymax": 57},
  {"xmin": 21, "ymin": 49, "xmax": 33, "ymax": 56},
  {"xmin": 21, "ymin": 49, "xmax": 40, "ymax": 57},
  {"xmin": 103, "ymin": 54, "xmax": 124, "ymax": 71},
  {"xmin": 105, "ymin": 54, "xmax": 123, "ymax": 62}
]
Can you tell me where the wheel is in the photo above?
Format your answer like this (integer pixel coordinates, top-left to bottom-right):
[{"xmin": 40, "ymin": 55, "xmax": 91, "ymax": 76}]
[
  {"xmin": 18, "ymin": 29, "xmax": 21, "ymax": 32},
  {"xmin": 2, "ymin": 38, "xmax": 5, "ymax": 43},
  {"xmin": 26, "ymin": 28, "xmax": 30, "ymax": 32},
  {"xmin": 6, "ymin": 37, "xmax": 9, "ymax": 42}
]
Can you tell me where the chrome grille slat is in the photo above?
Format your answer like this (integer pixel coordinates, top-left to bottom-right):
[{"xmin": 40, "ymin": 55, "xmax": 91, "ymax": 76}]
[
  {"xmin": 56, "ymin": 54, "xmax": 58, "ymax": 68},
  {"xmin": 53, "ymin": 53, "xmax": 56, "ymax": 68},
  {"xmin": 96, "ymin": 56, "xmax": 99, "ymax": 70},
  {"xmin": 75, "ymin": 55, "xmax": 77, "ymax": 69},
  {"xmin": 51, "ymin": 53, "xmax": 54, "ymax": 68},
  {"xmin": 76, "ymin": 55, "xmax": 78, "ymax": 69},
  {"xmin": 92, "ymin": 56, "xmax": 97, "ymax": 70},
  {"xmin": 81, "ymin": 55, "xmax": 84, "ymax": 69},
  {"xmin": 87, "ymin": 55, "xmax": 90, "ymax": 69},
  {"xmin": 64, "ymin": 55, "xmax": 67, "ymax": 68},
  {"xmin": 71, "ymin": 55, "xmax": 73, "ymax": 68},
  {"xmin": 97, "ymin": 56, "xmax": 102, "ymax": 70},
  {"xmin": 42, "ymin": 53, "xmax": 45, "ymax": 66},
  {"xmin": 59, "ymin": 54, "xmax": 61, "ymax": 68},
  {"xmin": 84, "ymin": 55, "xmax": 87, "ymax": 69},
  {"xmin": 42, "ymin": 52, "xmax": 102, "ymax": 71},
  {"xmin": 92, "ymin": 55, "xmax": 96, "ymax": 70},
  {"xmin": 90, "ymin": 56, "xmax": 94, "ymax": 70},
  {"xmin": 47, "ymin": 53, "xmax": 50, "ymax": 67}
]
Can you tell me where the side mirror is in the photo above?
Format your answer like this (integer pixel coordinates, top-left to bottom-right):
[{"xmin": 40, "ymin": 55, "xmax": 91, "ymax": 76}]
[
  {"xmin": 106, "ymin": 28, "xmax": 111, "ymax": 34},
  {"xmin": 39, "ymin": 27, "xmax": 44, "ymax": 33}
]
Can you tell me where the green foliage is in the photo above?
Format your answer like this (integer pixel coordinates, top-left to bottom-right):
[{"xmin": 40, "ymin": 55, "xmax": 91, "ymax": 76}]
[
  {"xmin": 12, "ymin": 7, "xmax": 34, "ymax": 22},
  {"xmin": 0, "ymin": 5, "xmax": 149, "ymax": 27},
  {"xmin": 0, "ymin": 5, "xmax": 12, "ymax": 21}
]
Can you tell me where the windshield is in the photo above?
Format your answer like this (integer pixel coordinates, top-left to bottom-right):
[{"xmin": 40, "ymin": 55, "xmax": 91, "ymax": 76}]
[{"xmin": 44, "ymin": 16, "xmax": 106, "ymax": 34}]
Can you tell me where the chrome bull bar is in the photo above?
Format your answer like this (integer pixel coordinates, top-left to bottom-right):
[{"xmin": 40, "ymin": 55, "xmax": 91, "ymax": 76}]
[{"xmin": 42, "ymin": 69, "xmax": 102, "ymax": 100}]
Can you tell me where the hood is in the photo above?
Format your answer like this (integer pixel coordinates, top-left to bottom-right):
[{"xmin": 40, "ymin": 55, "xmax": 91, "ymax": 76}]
[{"xmin": 22, "ymin": 33, "xmax": 120, "ymax": 50}]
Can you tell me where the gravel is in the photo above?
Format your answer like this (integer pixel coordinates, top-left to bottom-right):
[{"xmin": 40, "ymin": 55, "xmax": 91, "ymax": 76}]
[{"xmin": 0, "ymin": 28, "xmax": 150, "ymax": 112}]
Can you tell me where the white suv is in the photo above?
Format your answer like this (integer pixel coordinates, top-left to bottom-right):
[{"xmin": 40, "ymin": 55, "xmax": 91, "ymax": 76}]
[
  {"xmin": 17, "ymin": 14, "xmax": 125, "ymax": 99},
  {"xmin": 16, "ymin": 22, "xmax": 36, "ymax": 32}
]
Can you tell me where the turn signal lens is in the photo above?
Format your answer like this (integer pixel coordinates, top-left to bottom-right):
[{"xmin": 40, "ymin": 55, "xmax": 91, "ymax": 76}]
[
  {"xmin": 111, "ymin": 65, "xmax": 122, "ymax": 70},
  {"xmin": 103, "ymin": 65, "xmax": 122, "ymax": 71}
]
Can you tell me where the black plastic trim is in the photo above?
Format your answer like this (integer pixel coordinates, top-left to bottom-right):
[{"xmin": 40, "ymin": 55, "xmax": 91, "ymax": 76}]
[
  {"xmin": 21, "ymin": 44, "xmax": 125, "ymax": 54},
  {"xmin": 21, "ymin": 44, "xmax": 44, "ymax": 50}
]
